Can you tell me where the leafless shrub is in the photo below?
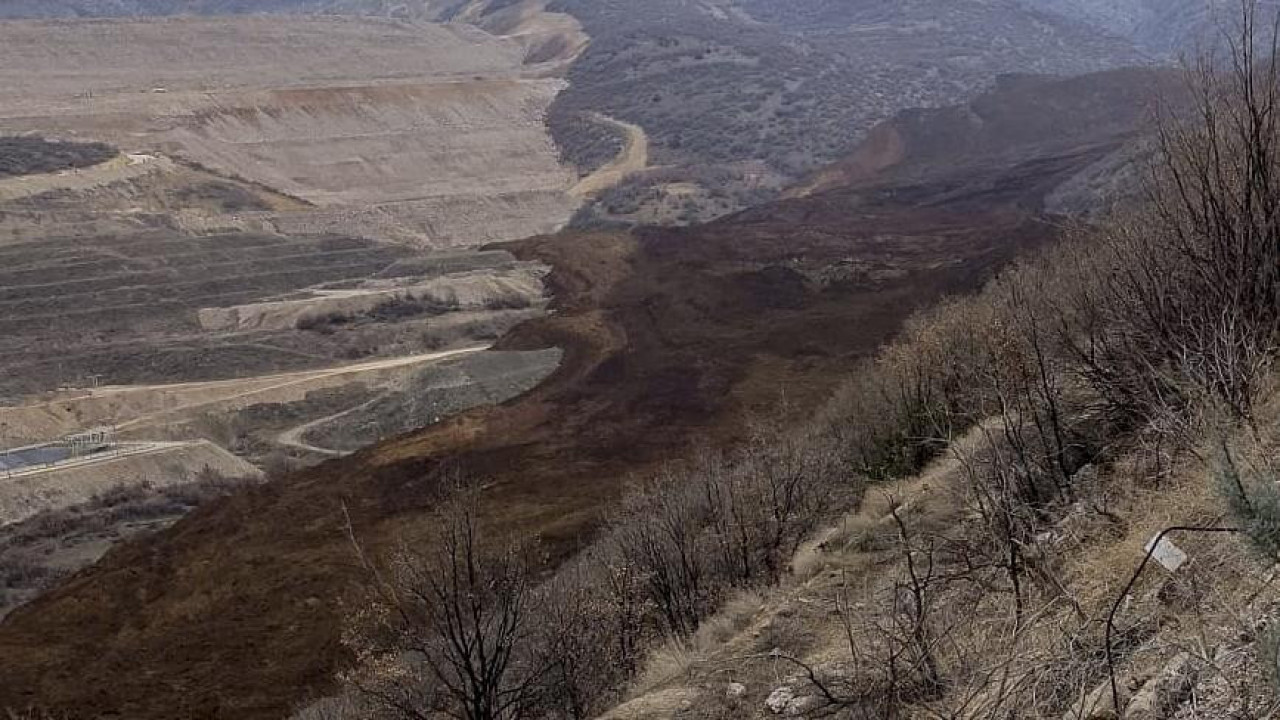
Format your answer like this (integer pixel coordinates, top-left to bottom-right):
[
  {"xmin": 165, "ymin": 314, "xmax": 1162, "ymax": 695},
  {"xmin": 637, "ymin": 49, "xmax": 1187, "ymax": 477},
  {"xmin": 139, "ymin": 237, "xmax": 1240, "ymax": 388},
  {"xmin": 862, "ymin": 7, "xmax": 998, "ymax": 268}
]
[
  {"xmin": 777, "ymin": 504, "xmax": 952, "ymax": 718},
  {"xmin": 1059, "ymin": 2, "xmax": 1280, "ymax": 430},
  {"xmin": 818, "ymin": 294, "xmax": 996, "ymax": 483},
  {"xmin": 528, "ymin": 561, "xmax": 636, "ymax": 720},
  {"xmin": 339, "ymin": 409, "xmax": 854, "ymax": 717},
  {"xmin": 697, "ymin": 429, "xmax": 847, "ymax": 588},
  {"xmin": 345, "ymin": 483, "xmax": 544, "ymax": 720},
  {"xmin": 609, "ymin": 469, "xmax": 717, "ymax": 637}
]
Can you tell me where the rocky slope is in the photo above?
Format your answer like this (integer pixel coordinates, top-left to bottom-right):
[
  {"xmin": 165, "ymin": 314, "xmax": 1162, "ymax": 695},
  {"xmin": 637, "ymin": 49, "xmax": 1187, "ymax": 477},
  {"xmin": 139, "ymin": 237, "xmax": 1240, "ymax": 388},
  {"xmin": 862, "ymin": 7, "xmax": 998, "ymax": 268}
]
[{"xmin": 601, "ymin": 417, "xmax": 1280, "ymax": 720}]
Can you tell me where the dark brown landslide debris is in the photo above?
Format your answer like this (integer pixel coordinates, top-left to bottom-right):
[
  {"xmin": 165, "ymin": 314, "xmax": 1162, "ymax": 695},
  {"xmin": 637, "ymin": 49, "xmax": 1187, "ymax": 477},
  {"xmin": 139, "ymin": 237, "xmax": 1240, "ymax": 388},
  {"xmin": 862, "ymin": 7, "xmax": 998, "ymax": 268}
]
[{"xmin": 0, "ymin": 69, "xmax": 1170, "ymax": 719}]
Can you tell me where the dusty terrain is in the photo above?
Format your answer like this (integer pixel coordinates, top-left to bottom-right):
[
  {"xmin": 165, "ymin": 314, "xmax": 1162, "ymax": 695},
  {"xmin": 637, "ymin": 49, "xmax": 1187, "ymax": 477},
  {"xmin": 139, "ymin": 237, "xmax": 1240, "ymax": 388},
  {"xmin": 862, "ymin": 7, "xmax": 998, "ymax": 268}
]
[
  {"xmin": 0, "ymin": 0, "xmax": 608, "ymax": 460},
  {"xmin": 0, "ymin": 0, "xmax": 623, "ymax": 681},
  {"xmin": 0, "ymin": 204, "xmax": 550, "ymax": 403},
  {"xmin": 0, "ymin": 0, "xmax": 597, "ymax": 410},
  {"xmin": 0, "ymin": 10, "xmax": 583, "ymax": 247},
  {"xmin": 0, "ymin": 68, "xmax": 1169, "ymax": 719},
  {"xmin": 1, "ymin": 347, "xmax": 488, "ymax": 442},
  {"xmin": 0, "ymin": 2, "xmax": 1208, "ymax": 717},
  {"xmin": 0, "ymin": 140, "xmax": 564, "ymax": 538},
  {"xmin": 0, "ymin": 6, "xmax": 602, "ymax": 626}
]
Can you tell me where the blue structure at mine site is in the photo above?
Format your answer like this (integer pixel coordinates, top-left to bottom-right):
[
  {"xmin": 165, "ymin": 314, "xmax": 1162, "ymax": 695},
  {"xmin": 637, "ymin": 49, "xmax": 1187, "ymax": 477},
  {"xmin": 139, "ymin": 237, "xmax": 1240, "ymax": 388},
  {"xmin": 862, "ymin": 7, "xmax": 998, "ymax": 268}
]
[{"xmin": 0, "ymin": 426, "xmax": 116, "ymax": 474}]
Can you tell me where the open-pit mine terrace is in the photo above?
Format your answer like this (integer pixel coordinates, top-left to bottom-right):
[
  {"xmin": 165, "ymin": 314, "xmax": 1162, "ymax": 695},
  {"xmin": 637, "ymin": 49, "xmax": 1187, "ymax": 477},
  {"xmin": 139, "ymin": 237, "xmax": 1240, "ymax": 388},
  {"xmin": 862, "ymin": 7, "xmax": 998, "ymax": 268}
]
[{"xmin": 0, "ymin": 13, "xmax": 583, "ymax": 247}]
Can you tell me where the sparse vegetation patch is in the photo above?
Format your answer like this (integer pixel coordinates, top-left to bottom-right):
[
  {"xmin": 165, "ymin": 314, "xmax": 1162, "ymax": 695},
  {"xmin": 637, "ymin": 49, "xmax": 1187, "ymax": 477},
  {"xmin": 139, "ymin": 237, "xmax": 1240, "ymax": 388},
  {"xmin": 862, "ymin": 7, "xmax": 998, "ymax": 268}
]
[
  {"xmin": 0, "ymin": 137, "xmax": 117, "ymax": 179},
  {"xmin": 0, "ymin": 471, "xmax": 255, "ymax": 620}
]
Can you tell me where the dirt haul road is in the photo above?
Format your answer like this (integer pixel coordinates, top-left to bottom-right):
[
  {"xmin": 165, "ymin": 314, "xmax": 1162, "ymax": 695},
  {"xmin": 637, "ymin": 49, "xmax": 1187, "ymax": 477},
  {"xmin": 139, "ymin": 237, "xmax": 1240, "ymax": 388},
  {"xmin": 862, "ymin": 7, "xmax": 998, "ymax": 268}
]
[
  {"xmin": 274, "ymin": 395, "xmax": 386, "ymax": 457},
  {"xmin": 0, "ymin": 346, "xmax": 491, "ymax": 443},
  {"xmin": 569, "ymin": 113, "xmax": 650, "ymax": 198}
]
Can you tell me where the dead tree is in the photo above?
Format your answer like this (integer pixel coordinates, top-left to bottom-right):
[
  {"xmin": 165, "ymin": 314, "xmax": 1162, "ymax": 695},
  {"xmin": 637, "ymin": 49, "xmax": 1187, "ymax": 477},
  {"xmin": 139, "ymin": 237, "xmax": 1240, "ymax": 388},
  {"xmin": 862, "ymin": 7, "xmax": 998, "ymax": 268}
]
[
  {"xmin": 1063, "ymin": 0, "xmax": 1280, "ymax": 428},
  {"xmin": 347, "ymin": 485, "xmax": 543, "ymax": 720}
]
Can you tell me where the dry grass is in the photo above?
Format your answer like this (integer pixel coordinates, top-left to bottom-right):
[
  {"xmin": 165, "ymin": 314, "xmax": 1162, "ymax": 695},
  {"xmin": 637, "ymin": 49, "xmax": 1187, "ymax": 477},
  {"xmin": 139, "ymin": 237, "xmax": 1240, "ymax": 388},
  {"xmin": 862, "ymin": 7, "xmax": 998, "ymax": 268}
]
[
  {"xmin": 290, "ymin": 692, "xmax": 376, "ymax": 720},
  {"xmin": 632, "ymin": 638, "xmax": 702, "ymax": 695},
  {"xmin": 632, "ymin": 589, "xmax": 764, "ymax": 695},
  {"xmin": 613, "ymin": 398, "xmax": 1280, "ymax": 719}
]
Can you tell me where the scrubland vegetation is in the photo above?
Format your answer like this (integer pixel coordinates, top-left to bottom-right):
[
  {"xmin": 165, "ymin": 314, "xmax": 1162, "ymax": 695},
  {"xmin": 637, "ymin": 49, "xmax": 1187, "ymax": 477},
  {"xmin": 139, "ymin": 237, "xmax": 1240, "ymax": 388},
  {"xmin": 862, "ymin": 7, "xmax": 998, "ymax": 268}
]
[
  {"xmin": 547, "ymin": 110, "xmax": 626, "ymax": 177},
  {"xmin": 548, "ymin": 0, "xmax": 1146, "ymax": 224},
  {"xmin": 305, "ymin": 7, "xmax": 1280, "ymax": 720},
  {"xmin": 0, "ymin": 137, "xmax": 116, "ymax": 179},
  {"xmin": 0, "ymin": 470, "xmax": 255, "ymax": 620}
]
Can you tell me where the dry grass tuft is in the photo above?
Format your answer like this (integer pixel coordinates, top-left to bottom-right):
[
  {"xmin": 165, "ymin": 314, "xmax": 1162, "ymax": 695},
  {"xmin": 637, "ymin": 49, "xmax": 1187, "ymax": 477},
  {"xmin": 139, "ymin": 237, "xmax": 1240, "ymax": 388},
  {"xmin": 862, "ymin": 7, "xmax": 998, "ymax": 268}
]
[{"xmin": 633, "ymin": 637, "xmax": 701, "ymax": 694}]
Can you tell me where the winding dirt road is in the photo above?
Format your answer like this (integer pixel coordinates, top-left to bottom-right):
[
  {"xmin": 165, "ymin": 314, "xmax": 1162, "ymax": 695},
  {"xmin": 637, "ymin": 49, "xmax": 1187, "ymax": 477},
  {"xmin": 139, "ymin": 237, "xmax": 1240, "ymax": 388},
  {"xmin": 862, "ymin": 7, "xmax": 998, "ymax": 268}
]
[
  {"xmin": 0, "ymin": 346, "xmax": 492, "ymax": 442},
  {"xmin": 108, "ymin": 345, "xmax": 491, "ymax": 432},
  {"xmin": 274, "ymin": 394, "xmax": 387, "ymax": 457},
  {"xmin": 569, "ymin": 113, "xmax": 649, "ymax": 198}
]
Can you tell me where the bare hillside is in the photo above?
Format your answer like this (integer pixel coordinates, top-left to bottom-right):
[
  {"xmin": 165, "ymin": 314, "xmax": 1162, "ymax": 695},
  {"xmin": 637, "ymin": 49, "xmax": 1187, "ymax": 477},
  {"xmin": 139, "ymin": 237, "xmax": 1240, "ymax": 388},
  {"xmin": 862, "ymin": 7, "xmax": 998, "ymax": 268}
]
[{"xmin": 0, "ymin": 13, "xmax": 580, "ymax": 247}]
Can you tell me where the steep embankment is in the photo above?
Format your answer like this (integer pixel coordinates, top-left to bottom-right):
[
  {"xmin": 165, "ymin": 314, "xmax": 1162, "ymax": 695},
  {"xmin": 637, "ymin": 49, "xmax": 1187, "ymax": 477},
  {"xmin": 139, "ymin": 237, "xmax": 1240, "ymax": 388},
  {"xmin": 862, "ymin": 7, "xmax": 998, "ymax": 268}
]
[
  {"xmin": 604, "ymin": 413, "xmax": 1280, "ymax": 720},
  {"xmin": 0, "ymin": 70, "xmax": 1168, "ymax": 718},
  {"xmin": 795, "ymin": 67, "xmax": 1179, "ymax": 197}
]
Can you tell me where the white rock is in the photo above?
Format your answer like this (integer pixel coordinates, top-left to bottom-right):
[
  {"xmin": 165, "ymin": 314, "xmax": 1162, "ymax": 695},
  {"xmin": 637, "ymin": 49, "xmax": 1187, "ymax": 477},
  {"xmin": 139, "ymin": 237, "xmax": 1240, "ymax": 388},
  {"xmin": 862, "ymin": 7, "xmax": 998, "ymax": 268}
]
[
  {"xmin": 726, "ymin": 682, "xmax": 747, "ymax": 699},
  {"xmin": 785, "ymin": 695, "xmax": 823, "ymax": 716},
  {"xmin": 1144, "ymin": 535, "xmax": 1189, "ymax": 573},
  {"xmin": 766, "ymin": 686, "xmax": 795, "ymax": 714}
]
